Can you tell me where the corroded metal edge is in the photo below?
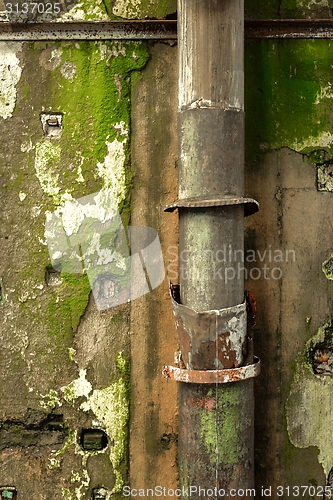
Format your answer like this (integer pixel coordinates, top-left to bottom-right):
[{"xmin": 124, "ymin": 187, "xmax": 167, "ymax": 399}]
[
  {"xmin": 162, "ymin": 356, "xmax": 260, "ymax": 383},
  {"xmin": 170, "ymin": 283, "xmax": 248, "ymax": 370},
  {"xmin": 164, "ymin": 196, "xmax": 259, "ymax": 217}
]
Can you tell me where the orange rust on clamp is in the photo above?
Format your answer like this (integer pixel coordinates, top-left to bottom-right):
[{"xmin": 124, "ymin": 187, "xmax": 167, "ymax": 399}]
[{"xmin": 162, "ymin": 356, "xmax": 260, "ymax": 384}]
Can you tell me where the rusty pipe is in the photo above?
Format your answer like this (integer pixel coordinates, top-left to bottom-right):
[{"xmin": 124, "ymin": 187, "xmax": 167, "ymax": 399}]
[{"xmin": 163, "ymin": 0, "xmax": 259, "ymax": 498}]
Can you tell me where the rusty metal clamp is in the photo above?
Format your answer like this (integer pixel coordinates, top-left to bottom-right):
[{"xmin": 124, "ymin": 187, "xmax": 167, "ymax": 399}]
[{"xmin": 162, "ymin": 356, "xmax": 260, "ymax": 384}]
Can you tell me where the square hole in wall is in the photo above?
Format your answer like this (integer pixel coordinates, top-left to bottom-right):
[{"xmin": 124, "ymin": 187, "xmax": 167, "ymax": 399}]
[
  {"xmin": 80, "ymin": 429, "xmax": 108, "ymax": 451},
  {"xmin": 40, "ymin": 112, "xmax": 63, "ymax": 137},
  {"xmin": 92, "ymin": 487, "xmax": 109, "ymax": 500},
  {"xmin": 0, "ymin": 487, "xmax": 17, "ymax": 500}
]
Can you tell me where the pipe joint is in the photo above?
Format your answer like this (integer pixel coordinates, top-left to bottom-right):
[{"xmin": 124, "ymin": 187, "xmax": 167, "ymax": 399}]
[
  {"xmin": 162, "ymin": 356, "xmax": 260, "ymax": 384},
  {"xmin": 169, "ymin": 284, "xmax": 256, "ymax": 371}
]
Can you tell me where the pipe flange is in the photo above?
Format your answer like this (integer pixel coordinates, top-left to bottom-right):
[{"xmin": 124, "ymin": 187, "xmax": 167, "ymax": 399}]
[
  {"xmin": 162, "ymin": 356, "xmax": 260, "ymax": 384},
  {"xmin": 164, "ymin": 196, "xmax": 259, "ymax": 217}
]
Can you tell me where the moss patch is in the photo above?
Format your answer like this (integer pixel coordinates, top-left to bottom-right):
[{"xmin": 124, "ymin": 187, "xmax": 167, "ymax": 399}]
[
  {"xmin": 245, "ymin": 40, "xmax": 333, "ymax": 162},
  {"xmin": 245, "ymin": 0, "xmax": 280, "ymax": 19}
]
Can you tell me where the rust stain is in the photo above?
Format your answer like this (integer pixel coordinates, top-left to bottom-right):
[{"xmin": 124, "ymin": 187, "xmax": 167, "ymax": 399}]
[
  {"xmin": 170, "ymin": 283, "xmax": 247, "ymax": 370},
  {"xmin": 188, "ymin": 396, "xmax": 216, "ymax": 411},
  {"xmin": 314, "ymin": 349, "xmax": 330, "ymax": 363},
  {"xmin": 174, "ymin": 313, "xmax": 192, "ymax": 368},
  {"xmin": 201, "ymin": 332, "xmax": 239, "ymax": 369}
]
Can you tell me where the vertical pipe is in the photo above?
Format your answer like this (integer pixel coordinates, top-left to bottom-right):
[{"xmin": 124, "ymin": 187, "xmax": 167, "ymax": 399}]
[
  {"xmin": 177, "ymin": 0, "xmax": 255, "ymax": 497},
  {"xmin": 178, "ymin": 0, "xmax": 244, "ymax": 310}
]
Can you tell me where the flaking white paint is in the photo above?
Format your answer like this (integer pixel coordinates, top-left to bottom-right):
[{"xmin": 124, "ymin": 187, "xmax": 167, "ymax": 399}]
[{"xmin": 0, "ymin": 42, "xmax": 23, "ymax": 119}]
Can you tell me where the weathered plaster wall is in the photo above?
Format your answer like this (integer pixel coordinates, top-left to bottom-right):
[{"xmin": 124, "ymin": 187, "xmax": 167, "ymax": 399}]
[
  {"xmin": 0, "ymin": 0, "xmax": 178, "ymax": 496},
  {"xmin": 130, "ymin": 41, "xmax": 178, "ymax": 493},
  {"xmin": 245, "ymin": 0, "xmax": 333, "ymax": 19},
  {"xmin": 245, "ymin": 0, "xmax": 333, "ymax": 491},
  {"xmin": 0, "ymin": 37, "xmax": 150, "ymax": 499}
]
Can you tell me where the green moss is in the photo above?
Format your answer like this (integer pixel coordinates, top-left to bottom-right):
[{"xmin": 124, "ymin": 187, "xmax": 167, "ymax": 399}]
[
  {"xmin": 47, "ymin": 274, "xmax": 90, "ymax": 343},
  {"xmin": 79, "ymin": 352, "xmax": 130, "ymax": 493},
  {"xmin": 200, "ymin": 385, "xmax": 247, "ymax": 466},
  {"xmin": 244, "ymin": 0, "xmax": 280, "ymax": 19},
  {"xmin": 245, "ymin": 40, "xmax": 333, "ymax": 162},
  {"xmin": 19, "ymin": 41, "xmax": 149, "ymax": 210},
  {"xmin": 280, "ymin": 0, "xmax": 333, "ymax": 18}
]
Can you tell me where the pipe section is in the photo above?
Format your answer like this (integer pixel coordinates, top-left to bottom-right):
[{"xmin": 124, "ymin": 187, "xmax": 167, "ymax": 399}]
[{"xmin": 164, "ymin": 0, "xmax": 259, "ymax": 497}]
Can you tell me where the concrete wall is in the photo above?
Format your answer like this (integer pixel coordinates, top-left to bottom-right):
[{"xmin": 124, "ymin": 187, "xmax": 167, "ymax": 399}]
[
  {"xmin": 245, "ymin": 1, "xmax": 333, "ymax": 486},
  {"xmin": 2, "ymin": 0, "xmax": 333, "ymax": 498}
]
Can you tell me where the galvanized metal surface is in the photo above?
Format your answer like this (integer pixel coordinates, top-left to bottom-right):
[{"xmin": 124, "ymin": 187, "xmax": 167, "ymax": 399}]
[
  {"xmin": 179, "ymin": 206, "xmax": 244, "ymax": 310},
  {"xmin": 178, "ymin": 1, "xmax": 243, "ymax": 110},
  {"xmin": 162, "ymin": 356, "xmax": 260, "ymax": 383},
  {"xmin": 0, "ymin": 20, "xmax": 177, "ymax": 40},
  {"xmin": 170, "ymin": 284, "xmax": 248, "ymax": 370},
  {"xmin": 178, "ymin": 109, "xmax": 244, "ymax": 199}
]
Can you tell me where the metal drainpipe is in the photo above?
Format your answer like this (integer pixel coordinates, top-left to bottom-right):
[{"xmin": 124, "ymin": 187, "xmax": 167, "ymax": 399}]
[{"xmin": 163, "ymin": 0, "xmax": 260, "ymax": 498}]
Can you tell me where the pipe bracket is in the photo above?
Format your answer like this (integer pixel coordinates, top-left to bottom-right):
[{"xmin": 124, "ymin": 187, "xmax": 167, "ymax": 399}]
[
  {"xmin": 164, "ymin": 196, "xmax": 259, "ymax": 217},
  {"xmin": 162, "ymin": 356, "xmax": 260, "ymax": 383}
]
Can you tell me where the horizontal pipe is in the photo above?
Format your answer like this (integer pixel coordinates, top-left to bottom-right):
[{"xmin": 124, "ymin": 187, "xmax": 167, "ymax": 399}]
[
  {"xmin": 2, "ymin": 19, "xmax": 333, "ymax": 40},
  {"xmin": 0, "ymin": 20, "xmax": 178, "ymax": 40}
]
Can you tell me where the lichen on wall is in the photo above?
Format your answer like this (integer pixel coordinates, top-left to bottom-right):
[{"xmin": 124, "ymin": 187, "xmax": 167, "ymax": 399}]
[
  {"xmin": 280, "ymin": 0, "xmax": 333, "ymax": 18},
  {"xmin": 112, "ymin": 0, "xmax": 177, "ymax": 19},
  {"xmin": 48, "ymin": 353, "xmax": 130, "ymax": 496},
  {"xmin": 286, "ymin": 319, "xmax": 333, "ymax": 477}
]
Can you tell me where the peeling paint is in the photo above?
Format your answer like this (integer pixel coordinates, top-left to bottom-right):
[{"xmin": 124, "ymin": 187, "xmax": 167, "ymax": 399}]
[
  {"xmin": 61, "ymin": 368, "xmax": 92, "ymax": 404},
  {"xmin": 291, "ymin": 131, "xmax": 333, "ymax": 152},
  {"xmin": 0, "ymin": 37, "xmax": 148, "ymax": 498},
  {"xmin": 45, "ymin": 353, "xmax": 130, "ymax": 495},
  {"xmin": 80, "ymin": 375, "xmax": 129, "ymax": 493},
  {"xmin": 58, "ymin": 0, "xmax": 109, "ymax": 21},
  {"xmin": 39, "ymin": 47, "xmax": 63, "ymax": 71},
  {"xmin": 0, "ymin": 42, "xmax": 23, "ymax": 119},
  {"xmin": 296, "ymin": 0, "xmax": 329, "ymax": 7},
  {"xmin": 286, "ymin": 318, "xmax": 333, "ymax": 476}
]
